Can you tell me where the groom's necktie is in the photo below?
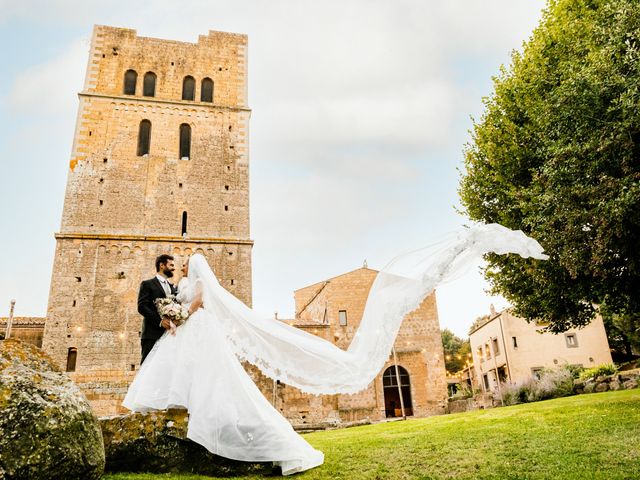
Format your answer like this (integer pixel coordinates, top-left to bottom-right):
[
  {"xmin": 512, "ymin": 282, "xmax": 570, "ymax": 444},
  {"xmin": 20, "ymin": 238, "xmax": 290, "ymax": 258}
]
[{"xmin": 160, "ymin": 278, "xmax": 171, "ymax": 296}]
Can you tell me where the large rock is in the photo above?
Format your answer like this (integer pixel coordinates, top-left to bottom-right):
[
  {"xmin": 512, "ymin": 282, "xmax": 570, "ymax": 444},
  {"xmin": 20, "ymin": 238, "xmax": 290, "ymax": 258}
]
[
  {"xmin": 619, "ymin": 369, "xmax": 640, "ymax": 384},
  {"xmin": 100, "ymin": 409, "xmax": 277, "ymax": 476},
  {"xmin": 623, "ymin": 379, "xmax": 638, "ymax": 390},
  {"xmin": 0, "ymin": 339, "xmax": 104, "ymax": 480},
  {"xmin": 594, "ymin": 382, "xmax": 609, "ymax": 393}
]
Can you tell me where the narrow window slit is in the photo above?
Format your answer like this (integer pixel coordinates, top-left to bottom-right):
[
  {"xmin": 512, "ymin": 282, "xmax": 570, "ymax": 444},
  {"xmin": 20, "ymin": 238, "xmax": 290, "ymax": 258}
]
[{"xmin": 181, "ymin": 211, "xmax": 188, "ymax": 236}]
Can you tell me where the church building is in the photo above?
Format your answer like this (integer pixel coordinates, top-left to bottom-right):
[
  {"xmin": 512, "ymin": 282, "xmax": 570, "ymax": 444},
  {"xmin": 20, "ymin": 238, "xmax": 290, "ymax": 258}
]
[
  {"xmin": 39, "ymin": 25, "xmax": 447, "ymax": 421},
  {"xmin": 268, "ymin": 266, "xmax": 447, "ymax": 427}
]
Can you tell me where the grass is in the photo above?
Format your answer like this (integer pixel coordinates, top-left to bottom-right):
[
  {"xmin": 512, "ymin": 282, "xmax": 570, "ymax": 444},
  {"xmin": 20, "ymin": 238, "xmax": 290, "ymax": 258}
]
[{"xmin": 104, "ymin": 389, "xmax": 640, "ymax": 480}]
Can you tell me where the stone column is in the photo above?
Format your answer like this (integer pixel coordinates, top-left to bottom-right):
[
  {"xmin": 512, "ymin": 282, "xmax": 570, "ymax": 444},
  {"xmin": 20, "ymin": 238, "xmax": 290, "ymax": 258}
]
[{"xmin": 5, "ymin": 299, "xmax": 15, "ymax": 339}]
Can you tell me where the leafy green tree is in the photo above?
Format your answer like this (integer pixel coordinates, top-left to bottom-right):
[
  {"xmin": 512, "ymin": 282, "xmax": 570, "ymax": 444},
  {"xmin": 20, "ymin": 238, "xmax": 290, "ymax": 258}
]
[
  {"xmin": 441, "ymin": 329, "xmax": 471, "ymax": 373},
  {"xmin": 459, "ymin": 0, "xmax": 640, "ymax": 350},
  {"xmin": 600, "ymin": 307, "xmax": 640, "ymax": 358}
]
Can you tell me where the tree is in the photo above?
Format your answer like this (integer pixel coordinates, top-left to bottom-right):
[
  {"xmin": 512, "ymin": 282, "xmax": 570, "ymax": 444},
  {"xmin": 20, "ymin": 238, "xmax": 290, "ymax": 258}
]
[
  {"xmin": 459, "ymin": 0, "xmax": 640, "ymax": 351},
  {"xmin": 600, "ymin": 307, "xmax": 640, "ymax": 359},
  {"xmin": 441, "ymin": 329, "xmax": 471, "ymax": 373},
  {"xmin": 468, "ymin": 315, "xmax": 490, "ymax": 336}
]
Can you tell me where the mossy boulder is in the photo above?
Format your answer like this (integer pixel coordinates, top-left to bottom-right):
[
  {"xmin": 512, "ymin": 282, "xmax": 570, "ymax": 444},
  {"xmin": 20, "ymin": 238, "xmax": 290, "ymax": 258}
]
[
  {"xmin": 0, "ymin": 339, "xmax": 104, "ymax": 480},
  {"xmin": 100, "ymin": 409, "xmax": 277, "ymax": 476}
]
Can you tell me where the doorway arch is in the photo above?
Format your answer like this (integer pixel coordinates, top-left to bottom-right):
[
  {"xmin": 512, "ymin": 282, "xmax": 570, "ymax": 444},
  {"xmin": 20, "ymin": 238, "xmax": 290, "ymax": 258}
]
[{"xmin": 382, "ymin": 365, "xmax": 413, "ymax": 417}]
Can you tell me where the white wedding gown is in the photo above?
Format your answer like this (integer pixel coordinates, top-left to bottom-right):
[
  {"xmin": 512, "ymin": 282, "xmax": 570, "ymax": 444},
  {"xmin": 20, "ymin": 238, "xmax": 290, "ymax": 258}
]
[
  {"xmin": 123, "ymin": 223, "xmax": 549, "ymax": 475},
  {"xmin": 122, "ymin": 276, "xmax": 324, "ymax": 475}
]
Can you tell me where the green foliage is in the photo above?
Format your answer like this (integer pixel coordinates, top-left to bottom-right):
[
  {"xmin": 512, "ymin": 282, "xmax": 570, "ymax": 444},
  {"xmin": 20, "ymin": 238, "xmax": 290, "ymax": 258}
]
[
  {"xmin": 600, "ymin": 305, "xmax": 640, "ymax": 359},
  {"xmin": 566, "ymin": 363, "xmax": 586, "ymax": 379},
  {"xmin": 578, "ymin": 363, "xmax": 618, "ymax": 381},
  {"xmin": 500, "ymin": 382, "xmax": 530, "ymax": 406},
  {"xmin": 459, "ymin": 0, "xmax": 640, "ymax": 337},
  {"xmin": 104, "ymin": 391, "xmax": 640, "ymax": 480},
  {"xmin": 527, "ymin": 367, "xmax": 576, "ymax": 401},
  {"xmin": 450, "ymin": 382, "xmax": 475, "ymax": 400},
  {"xmin": 441, "ymin": 329, "xmax": 471, "ymax": 373}
]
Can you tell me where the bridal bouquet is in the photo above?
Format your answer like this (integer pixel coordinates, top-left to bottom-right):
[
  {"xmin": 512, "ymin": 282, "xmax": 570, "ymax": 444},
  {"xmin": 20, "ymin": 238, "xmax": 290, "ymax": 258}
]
[{"xmin": 155, "ymin": 296, "xmax": 189, "ymax": 334}]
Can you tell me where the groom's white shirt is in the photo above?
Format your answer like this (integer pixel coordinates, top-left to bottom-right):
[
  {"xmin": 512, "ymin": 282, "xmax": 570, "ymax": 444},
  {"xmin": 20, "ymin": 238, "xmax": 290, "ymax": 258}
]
[{"xmin": 156, "ymin": 274, "xmax": 172, "ymax": 296}]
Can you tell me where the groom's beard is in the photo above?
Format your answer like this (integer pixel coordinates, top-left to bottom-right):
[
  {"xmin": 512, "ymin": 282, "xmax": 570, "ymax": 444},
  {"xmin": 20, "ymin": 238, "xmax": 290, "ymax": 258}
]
[{"xmin": 163, "ymin": 268, "xmax": 174, "ymax": 278}]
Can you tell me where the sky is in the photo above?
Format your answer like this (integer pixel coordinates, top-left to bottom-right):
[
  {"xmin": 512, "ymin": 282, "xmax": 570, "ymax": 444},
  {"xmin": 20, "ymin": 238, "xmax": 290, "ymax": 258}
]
[{"xmin": 0, "ymin": 0, "xmax": 546, "ymax": 338}]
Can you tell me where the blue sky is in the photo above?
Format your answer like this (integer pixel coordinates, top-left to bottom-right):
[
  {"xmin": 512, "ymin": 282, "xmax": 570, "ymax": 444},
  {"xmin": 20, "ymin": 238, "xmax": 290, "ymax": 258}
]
[{"xmin": 0, "ymin": 0, "xmax": 546, "ymax": 337}]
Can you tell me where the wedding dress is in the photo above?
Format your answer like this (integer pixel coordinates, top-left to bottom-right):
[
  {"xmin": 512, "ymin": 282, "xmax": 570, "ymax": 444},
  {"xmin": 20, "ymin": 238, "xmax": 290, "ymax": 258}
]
[
  {"xmin": 122, "ymin": 274, "xmax": 324, "ymax": 475},
  {"xmin": 123, "ymin": 223, "xmax": 548, "ymax": 474}
]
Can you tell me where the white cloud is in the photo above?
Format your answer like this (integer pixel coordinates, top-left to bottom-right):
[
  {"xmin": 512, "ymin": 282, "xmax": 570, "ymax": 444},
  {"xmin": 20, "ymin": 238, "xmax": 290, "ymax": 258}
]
[
  {"xmin": 255, "ymin": 79, "xmax": 456, "ymax": 157},
  {"xmin": 8, "ymin": 38, "xmax": 87, "ymax": 115},
  {"xmin": 0, "ymin": 0, "xmax": 546, "ymax": 334}
]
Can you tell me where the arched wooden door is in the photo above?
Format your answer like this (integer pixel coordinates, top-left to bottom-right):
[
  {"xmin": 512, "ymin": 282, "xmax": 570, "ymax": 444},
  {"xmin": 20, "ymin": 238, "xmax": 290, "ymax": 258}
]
[{"xmin": 382, "ymin": 365, "xmax": 413, "ymax": 417}]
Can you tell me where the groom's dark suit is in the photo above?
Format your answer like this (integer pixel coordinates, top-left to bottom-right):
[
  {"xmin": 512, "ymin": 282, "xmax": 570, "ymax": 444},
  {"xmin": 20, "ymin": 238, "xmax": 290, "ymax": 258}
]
[{"xmin": 137, "ymin": 276, "xmax": 177, "ymax": 364}]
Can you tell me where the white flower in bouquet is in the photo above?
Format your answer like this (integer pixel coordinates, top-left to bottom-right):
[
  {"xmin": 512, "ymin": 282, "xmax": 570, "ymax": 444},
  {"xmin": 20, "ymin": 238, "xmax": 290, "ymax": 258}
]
[{"xmin": 154, "ymin": 296, "xmax": 190, "ymax": 329}]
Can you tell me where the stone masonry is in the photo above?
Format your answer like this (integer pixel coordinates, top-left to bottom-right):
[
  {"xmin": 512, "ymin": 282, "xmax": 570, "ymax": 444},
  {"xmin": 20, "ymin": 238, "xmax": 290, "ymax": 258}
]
[
  {"xmin": 0, "ymin": 317, "xmax": 46, "ymax": 347},
  {"xmin": 267, "ymin": 267, "xmax": 448, "ymax": 427},
  {"xmin": 43, "ymin": 25, "xmax": 252, "ymax": 415}
]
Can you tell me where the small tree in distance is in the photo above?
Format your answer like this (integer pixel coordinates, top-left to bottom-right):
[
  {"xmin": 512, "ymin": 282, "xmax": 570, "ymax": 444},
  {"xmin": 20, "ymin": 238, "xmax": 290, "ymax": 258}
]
[{"xmin": 441, "ymin": 329, "xmax": 471, "ymax": 373}]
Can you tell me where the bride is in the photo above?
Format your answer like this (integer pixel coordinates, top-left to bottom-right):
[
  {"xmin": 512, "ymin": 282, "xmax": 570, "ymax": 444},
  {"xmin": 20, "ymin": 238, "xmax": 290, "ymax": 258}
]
[
  {"xmin": 123, "ymin": 223, "xmax": 548, "ymax": 475},
  {"xmin": 123, "ymin": 254, "xmax": 324, "ymax": 474}
]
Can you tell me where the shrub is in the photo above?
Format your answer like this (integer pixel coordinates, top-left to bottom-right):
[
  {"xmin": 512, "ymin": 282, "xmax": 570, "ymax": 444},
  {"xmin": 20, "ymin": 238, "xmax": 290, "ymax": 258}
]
[
  {"xmin": 578, "ymin": 364, "xmax": 618, "ymax": 382},
  {"xmin": 565, "ymin": 364, "xmax": 585, "ymax": 379},
  {"xmin": 497, "ymin": 366, "xmax": 575, "ymax": 405},
  {"xmin": 500, "ymin": 381, "xmax": 533, "ymax": 406},
  {"xmin": 527, "ymin": 367, "xmax": 574, "ymax": 402}
]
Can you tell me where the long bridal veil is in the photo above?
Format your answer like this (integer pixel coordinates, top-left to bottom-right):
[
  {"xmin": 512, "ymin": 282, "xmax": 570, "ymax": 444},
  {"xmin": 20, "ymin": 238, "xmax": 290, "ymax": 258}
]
[{"xmin": 189, "ymin": 223, "xmax": 548, "ymax": 395}]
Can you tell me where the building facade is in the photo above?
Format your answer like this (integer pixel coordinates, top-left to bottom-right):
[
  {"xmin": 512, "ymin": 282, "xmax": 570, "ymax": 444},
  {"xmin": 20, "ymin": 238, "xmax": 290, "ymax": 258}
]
[
  {"xmin": 0, "ymin": 317, "xmax": 46, "ymax": 348},
  {"xmin": 470, "ymin": 307, "xmax": 613, "ymax": 392},
  {"xmin": 38, "ymin": 25, "xmax": 448, "ymax": 422},
  {"xmin": 42, "ymin": 25, "xmax": 253, "ymax": 415},
  {"xmin": 268, "ymin": 267, "xmax": 448, "ymax": 427}
]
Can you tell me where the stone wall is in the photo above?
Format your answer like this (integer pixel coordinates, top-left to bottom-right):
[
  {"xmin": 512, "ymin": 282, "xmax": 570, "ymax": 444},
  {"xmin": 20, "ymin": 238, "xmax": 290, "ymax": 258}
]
[
  {"xmin": 0, "ymin": 317, "xmax": 46, "ymax": 348},
  {"xmin": 447, "ymin": 393, "xmax": 495, "ymax": 414},
  {"xmin": 44, "ymin": 241, "xmax": 251, "ymax": 373},
  {"xmin": 574, "ymin": 368, "xmax": 640, "ymax": 394}
]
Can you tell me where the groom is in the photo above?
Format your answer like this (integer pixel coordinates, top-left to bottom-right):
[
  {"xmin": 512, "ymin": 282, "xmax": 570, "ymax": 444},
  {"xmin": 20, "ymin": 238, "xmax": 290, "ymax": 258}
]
[{"xmin": 137, "ymin": 254, "xmax": 177, "ymax": 364}]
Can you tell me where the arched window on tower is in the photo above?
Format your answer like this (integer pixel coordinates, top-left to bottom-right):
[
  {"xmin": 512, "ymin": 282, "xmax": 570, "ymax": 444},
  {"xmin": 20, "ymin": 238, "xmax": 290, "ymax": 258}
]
[
  {"xmin": 179, "ymin": 123, "xmax": 191, "ymax": 159},
  {"xmin": 143, "ymin": 72, "xmax": 157, "ymax": 97},
  {"xmin": 201, "ymin": 78, "xmax": 214, "ymax": 102},
  {"xmin": 137, "ymin": 120, "xmax": 152, "ymax": 156},
  {"xmin": 123, "ymin": 69, "xmax": 137, "ymax": 95},
  {"xmin": 181, "ymin": 211, "xmax": 188, "ymax": 236},
  {"xmin": 182, "ymin": 76, "xmax": 195, "ymax": 101},
  {"xmin": 66, "ymin": 347, "xmax": 78, "ymax": 372}
]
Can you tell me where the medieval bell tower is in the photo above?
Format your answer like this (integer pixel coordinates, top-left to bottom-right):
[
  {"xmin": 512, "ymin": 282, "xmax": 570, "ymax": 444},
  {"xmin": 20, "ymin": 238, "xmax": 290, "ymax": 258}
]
[{"xmin": 43, "ymin": 26, "xmax": 252, "ymax": 413}]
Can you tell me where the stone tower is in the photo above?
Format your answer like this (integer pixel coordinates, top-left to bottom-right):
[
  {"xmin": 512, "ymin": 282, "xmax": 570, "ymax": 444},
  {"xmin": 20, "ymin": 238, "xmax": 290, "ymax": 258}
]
[{"xmin": 43, "ymin": 26, "xmax": 252, "ymax": 413}]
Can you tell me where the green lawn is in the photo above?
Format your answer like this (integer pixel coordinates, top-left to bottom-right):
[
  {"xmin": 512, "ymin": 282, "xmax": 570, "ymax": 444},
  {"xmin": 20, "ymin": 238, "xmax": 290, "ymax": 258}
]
[{"xmin": 104, "ymin": 389, "xmax": 640, "ymax": 480}]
